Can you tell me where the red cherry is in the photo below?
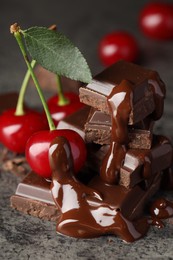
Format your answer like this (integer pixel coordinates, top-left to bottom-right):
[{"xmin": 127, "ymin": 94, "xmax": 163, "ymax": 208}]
[
  {"xmin": 47, "ymin": 92, "xmax": 84, "ymax": 126},
  {"xmin": 98, "ymin": 32, "xmax": 139, "ymax": 66},
  {"xmin": 0, "ymin": 108, "xmax": 48, "ymax": 153},
  {"xmin": 25, "ymin": 129, "xmax": 87, "ymax": 178},
  {"xmin": 139, "ymin": 2, "xmax": 173, "ymax": 40}
]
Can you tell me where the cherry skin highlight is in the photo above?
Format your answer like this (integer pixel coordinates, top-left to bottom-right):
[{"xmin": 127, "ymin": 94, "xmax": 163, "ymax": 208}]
[
  {"xmin": 98, "ymin": 32, "xmax": 139, "ymax": 66},
  {"xmin": 47, "ymin": 92, "xmax": 84, "ymax": 126},
  {"xmin": 139, "ymin": 2, "xmax": 173, "ymax": 40},
  {"xmin": 25, "ymin": 129, "xmax": 87, "ymax": 178},
  {"xmin": 0, "ymin": 109, "xmax": 49, "ymax": 153}
]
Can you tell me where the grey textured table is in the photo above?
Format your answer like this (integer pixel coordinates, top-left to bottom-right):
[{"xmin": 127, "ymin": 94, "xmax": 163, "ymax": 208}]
[{"xmin": 1, "ymin": 0, "xmax": 173, "ymax": 259}]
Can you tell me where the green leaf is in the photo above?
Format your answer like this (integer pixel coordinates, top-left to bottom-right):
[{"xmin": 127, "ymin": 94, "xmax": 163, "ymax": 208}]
[{"xmin": 22, "ymin": 27, "xmax": 92, "ymax": 83}]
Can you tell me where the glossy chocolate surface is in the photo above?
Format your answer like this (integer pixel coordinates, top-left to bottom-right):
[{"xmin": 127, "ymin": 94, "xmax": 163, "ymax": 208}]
[
  {"xmin": 120, "ymin": 135, "xmax": 173, "ymax": 188},
  {"xmin": 85, "ymin": 107, "xmax": 153, "ymax": 148},
  {"xmin": 9, "ymin": 61, "xmax": 173, "ymax": 243},
  {"xmin": 79, "ymin": 60, "xmax": 165, "ymax": 123},
  {"xmin": 50, "ymin": 137, "xmax": 150, "ymax": 242}
]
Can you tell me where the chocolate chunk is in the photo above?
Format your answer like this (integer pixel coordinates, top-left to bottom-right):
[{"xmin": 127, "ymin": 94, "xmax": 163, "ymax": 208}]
[
  {"xmin": 58, "ymin": 105, "xmax": 90, "ymax": 139},
  {"xmin": 10, "ymin": 172, "xmax": 59, "ymax": 221},
  {"xmin": 79, "ymin": 60, "xmax": 165, "ymax": 124},
  {"xmin": 120, "ymin": 135, "xmax": 173, "ymax": 189},
  {"xmin": 85, "ymin": 107, "xmax": 153, "ymax": 148},
  {"xmin": 58, "ymin": 105, "xmax": 153, "ymax": 149}
]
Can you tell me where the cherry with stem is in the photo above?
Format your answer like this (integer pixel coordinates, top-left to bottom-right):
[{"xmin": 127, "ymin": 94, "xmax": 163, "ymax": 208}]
[
  {"xmin": 47, "ymin": 68, "xmax": 84, "ymax": 126},
  {"xmin": 0, "ymin": 26, "xmax": 48, "ymax": 153},
  {"xmin": 10, "ymin": 23, "xmax": 87, "ymax": 178}
]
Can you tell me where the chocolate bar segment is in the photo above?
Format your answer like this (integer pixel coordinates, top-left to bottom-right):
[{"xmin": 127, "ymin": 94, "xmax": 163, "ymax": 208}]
[
  {"xmin": 10, "ymin": 172, "xmax": 59, "ymax": 221},
  {"xmin": 10, "ymin": 169, "xmax": 161, "ymax": 224},
  {"xmin": 57, "ymin": 105, "xmax": 90, "ymax": 139},
  {"xmin": 79, "ymin": 60, "xmax": 165, "ymax": 124},
  {"xmin": 120, "ymin": 135, "xmax": 173, "ymax": 189},
  {"xmin": 58, "ymin": 106, "xmax": 153, "ymax": 149},
  {"xmin": 85, "ymin": 108, "xmax": 153, "ymax": 149}
]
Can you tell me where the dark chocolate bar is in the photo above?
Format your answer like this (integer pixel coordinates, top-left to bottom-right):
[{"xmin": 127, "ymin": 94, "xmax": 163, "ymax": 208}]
[
  {"xmin": 120, "ymin": 135, "xmax": 173, "ymax": 189},
  {"xmin": 79, "ymin": 60, "xmax": 165, "ymax": 124}
]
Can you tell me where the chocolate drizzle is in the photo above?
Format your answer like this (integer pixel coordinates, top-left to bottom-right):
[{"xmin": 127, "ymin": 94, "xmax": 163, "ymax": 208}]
[
  {"xmin": 50, "ymin": 136, "xmax": 149, "ymax": 242},
  {"xmin": 150, "ymin": 198, "xmax": 173, "ymax": 219},
  {"xmin": 100, "ymin": 80, "xmax": 132, "ymax": 184},
  {"xmin": 100, "ymin": 70, "xmax": 166, "ymax": 185},
  {"xmin": 48, "ymin": 65, "xmax": 172, "ymax": 242},
  {"xmin": 7, "ymin": 61, "xmax": 172, "ymax": 243}
]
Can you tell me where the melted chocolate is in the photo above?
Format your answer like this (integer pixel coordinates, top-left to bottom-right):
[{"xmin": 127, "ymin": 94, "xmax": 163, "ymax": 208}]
[
  {"xmin": 50, "ymin": 136, "xmax": 149, "ymax": 243},
  {"xmin": 100, "ymin": 80, "xmax": 132, "ymax": 184},
  {"xmin": 7, "ymin": 62, "xmax": 171, "ymax": 243},
  {"xmin": 150, "ymin": 198, "xmax": 173, "ymax": 219},
  {"xmin": 49, "ymin": 67, "xmax": 169, "ymax": 242},
  {"xmin": 99, "ymin": 68, "xmax": 166, "ymax": 185},
  {"xmin": 147, "ymin": 197, "xmax": 173, "ymax": 229}
]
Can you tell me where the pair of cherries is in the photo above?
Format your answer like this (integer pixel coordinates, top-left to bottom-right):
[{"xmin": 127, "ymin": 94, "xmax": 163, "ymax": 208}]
[
  {"xmin": 0, "ymin": 92, "xmax": 86, "ymax": 178},
  {"xmin": 99, "ymin": 2, "xmax": 173, "ymax": 66}
]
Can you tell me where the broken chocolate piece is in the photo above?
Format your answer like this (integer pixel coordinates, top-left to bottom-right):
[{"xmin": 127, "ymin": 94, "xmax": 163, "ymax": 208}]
[
  {"xmin": 120, "ymin": 135, "xmax": 173, "ymax": 189},
  {"xmin": 85, "ymin": 107, "xmax": 153, "ymax": 148},
  {"xmin": 58, "ymin": 105, "xmax": 91, "ymax": 139},
  {"xmin": 10, "ymin": 172, "xmax": 59, "ymax": 221},
  {"xmin": 79, "ymin": 60, "xmax": 165, "ymax": 123},
  {"xmin": 58, "ymin": 106, "xmax": 153, "ymax": 149}
]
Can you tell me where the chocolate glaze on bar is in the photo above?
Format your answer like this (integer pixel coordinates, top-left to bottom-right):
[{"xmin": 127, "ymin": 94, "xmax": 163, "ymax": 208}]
[
  {"xmin": 85, "ymin": 107, "xmax": 153, "ymax": 148},
  {"xmin": 99, "ymin": 67, "xmax": 166, "ymax": 184},
  {"xmin": 48, "ymin": 136, "xmax": 173, "ymax": 242},
  {"xmin": 100, "ymin": 80, "xmax": 132, "ymax": 184},
  {"xmin": 120, "ymin": 135, "xmax": 173, "ymax": 188},
  {"xmin": 7, "ymin": 60, "xmax": 173, "ymax": 243},
  {"xmin": 79, "ymin": 60, "xmax": 165, "ymax": 123},
  {"xmin": 50, "ymin": 136, "xmax": 150, "ymax": 242}
]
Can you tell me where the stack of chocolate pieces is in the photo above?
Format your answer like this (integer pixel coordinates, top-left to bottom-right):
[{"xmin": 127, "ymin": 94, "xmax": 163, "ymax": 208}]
[
  {"xmin": 11, "ymin": 61, "xmax": 173, "ymax": 241},
  {"xmin": 79, "ymin": 60, "xmax": 173, "ymax": 193}
]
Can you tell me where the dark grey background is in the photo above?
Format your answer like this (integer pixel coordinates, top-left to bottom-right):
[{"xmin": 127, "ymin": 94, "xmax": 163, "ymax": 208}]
[{"xmin": 1, "ymin": 0, "xmax": 173, "ymax": 259}]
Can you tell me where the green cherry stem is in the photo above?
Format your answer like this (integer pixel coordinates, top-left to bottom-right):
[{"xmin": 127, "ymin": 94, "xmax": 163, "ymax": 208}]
[
  {"xmin": 15, "ymin": 24, "xmax": 58, "ymax": 116},
  {"xmin": 56, "ymin": 74, "xmax": 69, "ymax": 106},
  {"xmin": 15, "ymin": 59, "xmax": 36, "ymax": 116},
  {"xmin": 11, "ymin": 24, "xmax": 55, "ymax": 131}
]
